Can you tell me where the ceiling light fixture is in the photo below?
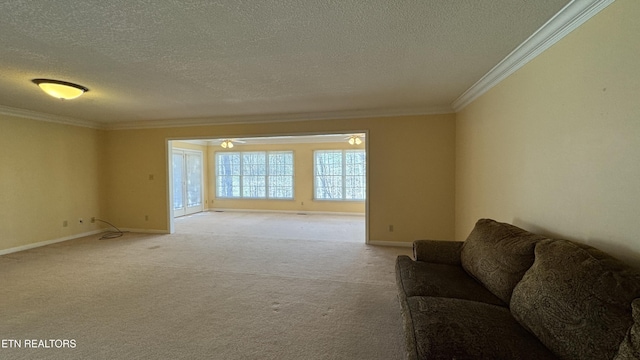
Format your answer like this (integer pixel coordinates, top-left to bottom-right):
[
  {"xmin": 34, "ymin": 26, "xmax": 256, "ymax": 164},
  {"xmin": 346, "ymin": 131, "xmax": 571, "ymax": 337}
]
[
  {"xmin": 220, "ymin": 140, "xmax": 234, "ymax": 149},
  {"xmin": 32, "ymin": 79, "xmax": 89, "ymax": 100},
  {"xmin": 348, "ymin": 135, "xmax": 363, "ymax": 145}
]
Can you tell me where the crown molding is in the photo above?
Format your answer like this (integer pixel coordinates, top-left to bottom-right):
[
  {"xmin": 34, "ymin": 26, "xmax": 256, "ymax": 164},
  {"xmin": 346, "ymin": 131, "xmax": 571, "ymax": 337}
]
[
  {"xmin": 1, "ymin": 104, "xmax": 453, "ymax": 130},
  {"xmin": 175, "ymin": 139, "xmax": 210, "ymax": 146},
  {"xmin": 0, "ymin": 105, "xmax": 103, "ymax": 129},
  {"xmin": 181, "ymin": 133, "xmax": 367, "ymax": 146},
  {"xmin": 104, "ymin": 106, "xmax": 453, "ymax": 130},
  {"xmin": 451, "ymin": 0, "xmax": 615, "ymax": 112}
]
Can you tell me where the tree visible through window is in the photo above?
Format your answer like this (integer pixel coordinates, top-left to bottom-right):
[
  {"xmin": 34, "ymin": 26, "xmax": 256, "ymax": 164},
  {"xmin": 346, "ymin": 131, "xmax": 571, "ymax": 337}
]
[
  {"xmin": 314, "ymin": 150, "xmax": 366, "ymax": 200},
  {"xmin": 216, "ymin": 151, "xmax": 293, "ymax": 199}
]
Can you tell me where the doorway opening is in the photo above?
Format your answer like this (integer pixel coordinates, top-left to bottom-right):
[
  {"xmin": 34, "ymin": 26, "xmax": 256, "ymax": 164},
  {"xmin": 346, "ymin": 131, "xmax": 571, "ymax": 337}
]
[{"xmin": 167, "ymin": 132, "xmax": 368, "ymax": 242}]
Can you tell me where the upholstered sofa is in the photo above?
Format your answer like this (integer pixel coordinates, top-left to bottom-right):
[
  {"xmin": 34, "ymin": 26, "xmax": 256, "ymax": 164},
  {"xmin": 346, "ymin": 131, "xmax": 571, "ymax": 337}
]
[{"xmin": 395, "ymin": 218, "xmax": 640, "ymax": 360}]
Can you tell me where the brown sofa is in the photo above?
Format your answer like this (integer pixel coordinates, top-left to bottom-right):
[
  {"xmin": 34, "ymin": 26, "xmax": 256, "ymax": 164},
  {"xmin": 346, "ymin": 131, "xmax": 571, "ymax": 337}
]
[{"xmin": 395, "ymin": 218, "xmax": 640, "ymax": 360}]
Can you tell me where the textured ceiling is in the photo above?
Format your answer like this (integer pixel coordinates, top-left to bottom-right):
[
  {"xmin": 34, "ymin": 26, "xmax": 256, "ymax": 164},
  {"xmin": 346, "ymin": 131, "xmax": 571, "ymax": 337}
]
[{"xmin": 0, "ymin": 0, "xmax": 570, "ymax": 127}]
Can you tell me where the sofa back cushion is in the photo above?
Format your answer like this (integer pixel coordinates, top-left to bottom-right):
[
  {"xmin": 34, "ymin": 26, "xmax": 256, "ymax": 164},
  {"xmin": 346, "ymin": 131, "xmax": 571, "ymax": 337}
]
[
  {"xmin": 460, "ymin": 219, "xmax": 545, "ymax": 303},
  {"xmin": 511, "ymin": 239, "xmax": 640, "ymax": 360}
]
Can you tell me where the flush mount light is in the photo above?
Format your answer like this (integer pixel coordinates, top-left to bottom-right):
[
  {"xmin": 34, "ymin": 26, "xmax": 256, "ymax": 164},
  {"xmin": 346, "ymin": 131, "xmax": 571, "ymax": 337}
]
[{"xmin": 32, "ymin": 79, "xmax": 89, "ymax": 100}]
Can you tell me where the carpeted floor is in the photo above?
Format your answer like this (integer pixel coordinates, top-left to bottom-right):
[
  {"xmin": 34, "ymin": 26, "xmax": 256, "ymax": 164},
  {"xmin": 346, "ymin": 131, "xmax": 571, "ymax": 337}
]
[{"xmin": 0, "ymin": 212, "xmax": 411, "ymax": 359}]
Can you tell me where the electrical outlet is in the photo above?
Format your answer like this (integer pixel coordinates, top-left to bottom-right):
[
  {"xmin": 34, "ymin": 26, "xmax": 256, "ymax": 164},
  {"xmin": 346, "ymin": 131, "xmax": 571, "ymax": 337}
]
[
  {"xmin": 91, "ymin": 217, "xmax": 95, "ymax": 223},
  {"xmin": 63, "ymin": 220, "xmax": 68, "ymax": 227},
  {"xmin": 388, "ymin": 225, "xmax": 394, "ymax": 232},
  {"xmin": 145, "ymin": 215, "xmax": 149, "ymax": 221}
]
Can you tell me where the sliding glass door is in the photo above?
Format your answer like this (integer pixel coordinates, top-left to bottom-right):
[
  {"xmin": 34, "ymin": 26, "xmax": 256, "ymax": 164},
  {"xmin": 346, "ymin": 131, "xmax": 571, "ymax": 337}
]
[{"xmin": 172, "ymin": 149, "xmax": 203, "ymax": 217}]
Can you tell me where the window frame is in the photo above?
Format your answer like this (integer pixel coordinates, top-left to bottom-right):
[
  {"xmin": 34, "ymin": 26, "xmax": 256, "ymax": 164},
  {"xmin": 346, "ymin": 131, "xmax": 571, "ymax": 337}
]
[
  {"xmin": 313, "ymin": 149, "xmax": 366, "ymax": 201},
  {"xmin": 215, "ymin": 150, "xmax": 294, "ymax": 200}
]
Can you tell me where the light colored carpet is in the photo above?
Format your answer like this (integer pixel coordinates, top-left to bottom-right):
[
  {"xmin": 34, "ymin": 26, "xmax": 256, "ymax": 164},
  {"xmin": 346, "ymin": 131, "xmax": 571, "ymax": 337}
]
[
  {"xmin": 176, "ymin": 211, "xmax": 366, "ymax": 242},
  {"xmin": 0, "ymin": 212, "xmax": 411, "ymax": 359}
]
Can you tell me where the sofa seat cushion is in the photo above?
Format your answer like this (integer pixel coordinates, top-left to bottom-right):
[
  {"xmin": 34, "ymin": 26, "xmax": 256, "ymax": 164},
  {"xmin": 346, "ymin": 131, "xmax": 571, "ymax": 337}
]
[
  {"xmin": 406, "ymin": 296, "xmax": 557, "ymax": 360},
  {"xmin": 396, "ymin": 255, "xmax": 504, "ymax": 306},
  {"xmin": 460, "ymin": 218, "xmax": 547, "ymax": 303},
  {"xmin": 511, "ymin": 239, "xmax": 640, "ymax": 360}
]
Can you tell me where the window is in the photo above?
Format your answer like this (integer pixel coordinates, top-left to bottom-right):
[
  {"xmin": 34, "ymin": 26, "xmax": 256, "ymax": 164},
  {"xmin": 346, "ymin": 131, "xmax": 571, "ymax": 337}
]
[
  {"xmin": 314, "ymin": 150, "xmax": 366, "ymax": 201},
  {"xmin": 268, "ymin": 152, "xmax": 294, "ymax": 199},
  {"xmin": 216, "ymin": 151, "xmax": 293, "ymax": 199},
  {"xmin": 242, "ymin": 152, "xmax": 266, "ymax": 198}
]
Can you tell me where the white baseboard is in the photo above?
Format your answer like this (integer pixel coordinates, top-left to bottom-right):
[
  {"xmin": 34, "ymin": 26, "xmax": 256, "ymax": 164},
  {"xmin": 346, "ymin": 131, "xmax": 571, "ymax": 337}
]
[
  {"xmin": 367, "ymin": 240, "xmax": 413, "ymax": 248},
  {"xmin": 120, "ymin": 228, "xmax": 171, "ymax": 234},
  {"xmin": 0, "ymin": 229, "xmax": 104, "ymax": 256},
  {"xmin": 208, "ymin": 208, "xmax": 365, "ymax": 217},
  {"xmin": 0, "ymin": 228, "xmax": 173, "ymax": 256}
]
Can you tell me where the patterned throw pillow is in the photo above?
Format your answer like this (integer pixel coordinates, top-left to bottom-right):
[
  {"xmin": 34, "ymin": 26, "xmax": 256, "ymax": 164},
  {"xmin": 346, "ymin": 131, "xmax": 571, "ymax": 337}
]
[
  {"xmin": 460, "ymin": 219, "xmax": 546, "ymax": 303},
  {"xmin": 511, "ymin": 239, "xmax": 640, "ymax": 360}
]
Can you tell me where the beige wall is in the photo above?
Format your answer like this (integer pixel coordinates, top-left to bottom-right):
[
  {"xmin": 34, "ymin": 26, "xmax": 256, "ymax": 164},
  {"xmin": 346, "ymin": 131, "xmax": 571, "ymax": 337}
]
[
  {"xmin": 104, "ymin": 114, "xmax": 456, "ymax": 243},
  {"xmin": 456, "ymin": 0, "xmax": 640, "ymax": 265},
  {"xmin": 209, "ymin": 141, "xmax": 366, "ymax": 214},
  {"xmin": 0, "ymin": 115, "xmax": 104, "ymax": 252}
]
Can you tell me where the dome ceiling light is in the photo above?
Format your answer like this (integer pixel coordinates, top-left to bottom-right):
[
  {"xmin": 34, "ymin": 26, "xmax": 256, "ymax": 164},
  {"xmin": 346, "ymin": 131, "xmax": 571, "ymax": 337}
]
[{"xmin": 32, "ymin": 79, "xmax": 89, "ymax": 100}]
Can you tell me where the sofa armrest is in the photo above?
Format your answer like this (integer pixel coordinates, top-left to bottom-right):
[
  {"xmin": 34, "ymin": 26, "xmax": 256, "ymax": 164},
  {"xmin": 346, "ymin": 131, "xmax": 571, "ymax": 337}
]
[{"xmin": 413, "ymin": 240, "xmax": 464, "ymax": 265}]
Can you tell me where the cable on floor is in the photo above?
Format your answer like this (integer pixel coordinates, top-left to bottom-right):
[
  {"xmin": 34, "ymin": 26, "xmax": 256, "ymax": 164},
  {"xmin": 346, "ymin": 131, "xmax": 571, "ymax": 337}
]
[{"xmin": 95, "ymin": 218, "xmax": 127, "ymax": 240}]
